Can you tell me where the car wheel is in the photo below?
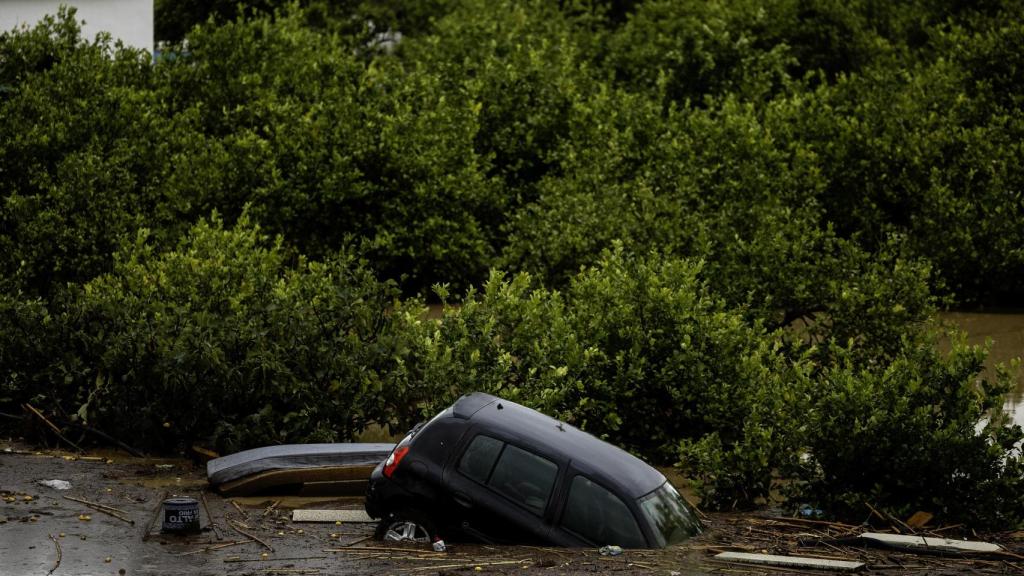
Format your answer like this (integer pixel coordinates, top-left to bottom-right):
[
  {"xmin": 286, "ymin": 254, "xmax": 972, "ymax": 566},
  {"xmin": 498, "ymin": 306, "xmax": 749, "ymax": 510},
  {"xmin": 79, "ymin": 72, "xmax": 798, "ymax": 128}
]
[{"xmin": 375, "ymin": 510, "xmax": 436, "ymax": 544}]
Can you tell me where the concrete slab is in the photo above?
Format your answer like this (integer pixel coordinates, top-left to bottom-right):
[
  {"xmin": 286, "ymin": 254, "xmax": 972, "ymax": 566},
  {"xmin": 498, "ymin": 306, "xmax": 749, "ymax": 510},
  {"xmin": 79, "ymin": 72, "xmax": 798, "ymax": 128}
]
[
  {"xmin": 859, "ymin": 532, "xmax": 1003, "ymax": 554},
  {"xmin": 716, "ymin": 552, "xmax": 865, "ymax": 571},
  {"xmin": 292, "ymin": 509, "xmax": 376, "ymax": 523}
]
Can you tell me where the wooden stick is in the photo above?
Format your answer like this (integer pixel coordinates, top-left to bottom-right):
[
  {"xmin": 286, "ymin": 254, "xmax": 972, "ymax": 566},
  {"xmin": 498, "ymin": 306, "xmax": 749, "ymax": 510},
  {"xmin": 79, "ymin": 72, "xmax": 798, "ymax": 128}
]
[
  {"xmin": 399, "ymin": 560, "xmax": 526, "ymax": 572},
  {"xmin": 48, "ymin": 533, "xmax": 62, "ymax": 575},
  {"xmin": 224, "ymin": 556, "xmax": 329, "ymax": 563},
  {"xmin": 200, "ymin": 490, "xmax": 223, "ymax": 541},
  {"xmin": 342, "ymin": 535, "xmax": 374, "ymax": 547},
  {"xmin": 178, "ymin": 539, "xmax": 255, "ymax": 556},
  {"xmin": 142, "ymin": 491, "xmax": 168, "ymax": 541},
  {"xmin": 63, "ymin": 495, "xmax": 134, "ymax": 525},
  {"xmin": 323, "ymin": 546, "xmax": 443, "ymax": 554},
  {"xmin": 24, "ymin": 403, "xmax": 82, "ymax": 453},
  {"xmin": 230, "ymin": 500, "xmax": 249, "ymax": 519},
  {"xmin": 865, "ymin": 503, "xmax": 900, "ymax": 533},
  {"xmin": 229, "ymin": 519, "xmax": 274, "ymax": 552}
]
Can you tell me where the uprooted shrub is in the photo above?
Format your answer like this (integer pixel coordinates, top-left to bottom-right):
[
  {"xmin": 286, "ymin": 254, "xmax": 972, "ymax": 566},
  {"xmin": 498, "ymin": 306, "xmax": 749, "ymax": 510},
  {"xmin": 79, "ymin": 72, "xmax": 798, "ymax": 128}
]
[{"xmin": 49, "ymin": 212, "xmax": 431, "ymax": 453}]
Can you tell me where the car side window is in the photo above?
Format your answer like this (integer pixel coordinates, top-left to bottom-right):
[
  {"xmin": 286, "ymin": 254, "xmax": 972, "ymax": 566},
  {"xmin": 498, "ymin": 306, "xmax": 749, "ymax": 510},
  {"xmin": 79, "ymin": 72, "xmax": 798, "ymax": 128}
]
[
  {"xmin": 488, "ymin": 444, "xmax": 558, "ymax": 516},
  {"xmin": 457, "ymin": 434, "xmax": 504, "ymax": 483},
  {"xmin": 561, "ymin": 475, "xmax": 646, "ymax": 548}
]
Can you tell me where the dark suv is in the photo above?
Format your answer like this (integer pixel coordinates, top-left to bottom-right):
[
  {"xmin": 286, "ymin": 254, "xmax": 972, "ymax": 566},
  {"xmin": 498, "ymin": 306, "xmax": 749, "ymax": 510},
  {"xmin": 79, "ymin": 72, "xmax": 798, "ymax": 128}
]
[{"xmin": 365, "ymin": 392, "xmax": 702, "ymax": 548}]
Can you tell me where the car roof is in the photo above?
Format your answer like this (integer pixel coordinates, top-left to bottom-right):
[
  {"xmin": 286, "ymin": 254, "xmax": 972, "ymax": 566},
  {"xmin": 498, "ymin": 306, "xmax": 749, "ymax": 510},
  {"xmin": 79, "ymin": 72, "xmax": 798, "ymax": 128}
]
[{"xmin": 452, "ymin": 392, "xmax": 666, "ymax": 499}]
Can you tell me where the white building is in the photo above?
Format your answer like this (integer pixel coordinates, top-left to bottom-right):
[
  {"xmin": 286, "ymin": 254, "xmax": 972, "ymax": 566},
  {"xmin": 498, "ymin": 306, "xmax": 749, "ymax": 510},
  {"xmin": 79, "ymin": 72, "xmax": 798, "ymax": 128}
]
[{"xmin": 0, "ymin": 1, "xmax": 153, "ymax": 53}]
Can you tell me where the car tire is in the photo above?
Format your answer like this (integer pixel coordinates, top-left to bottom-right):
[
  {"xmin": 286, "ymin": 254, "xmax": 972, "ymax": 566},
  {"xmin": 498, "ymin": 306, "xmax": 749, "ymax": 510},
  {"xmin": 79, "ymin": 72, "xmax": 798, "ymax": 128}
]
[{"xmin": 375, "ymin": 509, "xmax": 437, "ymax": 544}]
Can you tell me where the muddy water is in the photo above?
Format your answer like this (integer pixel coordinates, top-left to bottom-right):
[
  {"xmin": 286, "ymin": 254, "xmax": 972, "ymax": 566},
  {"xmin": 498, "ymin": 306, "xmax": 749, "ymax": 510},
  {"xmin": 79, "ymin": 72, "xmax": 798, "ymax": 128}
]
[{"xmin": 940, "ymin": 311, "xmax": 1024, "ymax": 428}]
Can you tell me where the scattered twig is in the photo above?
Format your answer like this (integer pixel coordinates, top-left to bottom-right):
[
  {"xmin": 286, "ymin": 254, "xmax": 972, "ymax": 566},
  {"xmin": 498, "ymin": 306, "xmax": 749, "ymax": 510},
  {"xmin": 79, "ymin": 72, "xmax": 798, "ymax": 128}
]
[
  {"xmin": 48, "ymin": 533, "xmax": 62, "ymax": 575},
  {"xmin": 229, "ymin": 519, "xmax": 274, "ymax": 552},
  {"xmin": 63, "ymin": 495, "xmax": 134, "ymax": 525},
  {"xmin": 262, "ymin": 500, "xmax": 281, "ymax": 518},
  {"xmin": 23, "ymin": 403, "xmax": 82, "ymax": 453},
  {"xmin": 200, "ymin": 490, "xmax": 223, "ymax": 541}
]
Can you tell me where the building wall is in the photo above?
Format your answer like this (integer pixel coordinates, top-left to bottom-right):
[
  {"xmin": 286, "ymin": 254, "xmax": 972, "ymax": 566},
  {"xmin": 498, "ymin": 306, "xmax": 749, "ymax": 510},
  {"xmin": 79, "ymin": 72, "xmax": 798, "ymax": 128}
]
[{"xmin": 0, "ymin": 0, "xmax": 153, "ymax": 53}]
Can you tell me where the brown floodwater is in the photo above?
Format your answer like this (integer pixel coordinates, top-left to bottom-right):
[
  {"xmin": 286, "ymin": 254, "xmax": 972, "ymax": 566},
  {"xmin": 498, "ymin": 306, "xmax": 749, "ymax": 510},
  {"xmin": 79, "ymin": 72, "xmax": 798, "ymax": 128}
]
[{"xmin": 940, "ymin": 311, "xmax": 1024, "ymax": 428}]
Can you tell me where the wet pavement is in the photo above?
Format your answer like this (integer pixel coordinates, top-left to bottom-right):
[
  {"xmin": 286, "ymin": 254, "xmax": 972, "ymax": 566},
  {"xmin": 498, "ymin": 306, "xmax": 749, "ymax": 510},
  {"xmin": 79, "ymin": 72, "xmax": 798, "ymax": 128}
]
[
  {"xmin": 0, "ymin": 445, "xmax": 709, "ymax": 576},
  {"xmin": 3, "ymin": 443, "xmax": 1021, "ymax": 576}
]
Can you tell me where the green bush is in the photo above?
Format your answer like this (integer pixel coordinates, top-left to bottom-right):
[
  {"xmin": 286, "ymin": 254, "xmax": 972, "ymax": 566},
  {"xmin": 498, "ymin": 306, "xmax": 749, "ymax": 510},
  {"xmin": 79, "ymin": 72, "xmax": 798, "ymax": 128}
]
[
  {"xmin": 53, "ymin": 213, "xmax": 430, "ymax": 452},
  {"xmin": 423, "ymin": 247, "xmax": 810, "ymax": 507},
  {"xmin": 795, "ymin": 335, "xmax": 1024, "ymax": 528}
]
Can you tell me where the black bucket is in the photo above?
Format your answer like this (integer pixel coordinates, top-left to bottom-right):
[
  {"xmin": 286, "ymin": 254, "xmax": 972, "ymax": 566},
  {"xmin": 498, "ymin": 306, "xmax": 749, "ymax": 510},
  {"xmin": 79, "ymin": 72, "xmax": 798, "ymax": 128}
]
[{"xmin": 161, "ymin": 497, "xmax": 200, "ymax": 533}]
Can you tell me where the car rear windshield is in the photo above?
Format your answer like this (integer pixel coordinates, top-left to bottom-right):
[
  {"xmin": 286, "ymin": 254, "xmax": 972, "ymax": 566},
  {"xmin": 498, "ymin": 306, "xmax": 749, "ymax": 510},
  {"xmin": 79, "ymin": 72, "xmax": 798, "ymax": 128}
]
[{"xmin": 638, "ymin": 482, "xmax": 701, "ymax": 547}]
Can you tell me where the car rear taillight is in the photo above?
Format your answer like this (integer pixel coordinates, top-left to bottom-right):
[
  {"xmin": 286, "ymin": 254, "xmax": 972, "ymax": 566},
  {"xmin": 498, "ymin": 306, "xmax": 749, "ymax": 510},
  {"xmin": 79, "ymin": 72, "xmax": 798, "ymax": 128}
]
[{"xmin": 382, "ymin": 445, "xmax": 410, "ymax": 478}]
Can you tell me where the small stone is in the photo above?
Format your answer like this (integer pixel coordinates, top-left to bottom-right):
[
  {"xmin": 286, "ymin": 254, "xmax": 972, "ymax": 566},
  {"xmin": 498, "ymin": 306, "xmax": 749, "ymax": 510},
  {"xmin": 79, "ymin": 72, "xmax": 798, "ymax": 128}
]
[
  {"xmin": 474, "ymin": 567, "xmax": 483, "ymax": 572},
  {"xmin": 23, "ymin": 495, "xmax": 33, "ymax": 501},
  {"xmin": 261, "ymin": 552, "xmax": 269, "ymax": 559},
  {"xmin": 58, "ymin": 533, "xmax": 65, "ymax": 537},
  {"xmin": 78, "ymin": 514, "xmax": 92, "ymax": 521},
  {"xmin": 105, "ymin": 557, "xmax": 112, "ymax": 563},
  {"xmin": 296, "ymin": 529, "xmax": 304, "ymax": 534}
]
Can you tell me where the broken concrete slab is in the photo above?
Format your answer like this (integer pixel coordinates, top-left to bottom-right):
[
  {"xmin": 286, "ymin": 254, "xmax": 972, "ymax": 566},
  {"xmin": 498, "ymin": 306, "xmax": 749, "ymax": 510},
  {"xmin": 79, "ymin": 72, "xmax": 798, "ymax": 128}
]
[
  {"xmin": 291, "ymin": 509, "xmax": 375, "ymax": 523},
  {"xmin": 206, "ymin": 443, "xmax": 394, "ymax": 485},
  {"xmin": 859, "ymin": 532, "xmax": 1003, "ymax": 554},
  {"xmin": 715, "ymin": 552, "xmax": 865, "ymax": 571}
]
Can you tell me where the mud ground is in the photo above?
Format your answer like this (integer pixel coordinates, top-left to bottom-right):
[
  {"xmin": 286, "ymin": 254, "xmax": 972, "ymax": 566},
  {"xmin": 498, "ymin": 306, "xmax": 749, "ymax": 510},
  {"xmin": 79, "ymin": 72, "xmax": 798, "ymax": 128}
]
[{"xmin": 2, "ymin": 443, "xmax": 1021, "ymax": 576}]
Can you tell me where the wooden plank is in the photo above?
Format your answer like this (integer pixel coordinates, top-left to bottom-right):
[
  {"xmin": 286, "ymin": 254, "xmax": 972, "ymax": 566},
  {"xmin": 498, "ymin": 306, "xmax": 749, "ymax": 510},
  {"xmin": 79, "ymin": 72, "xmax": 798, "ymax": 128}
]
[
  {"xmin": 715, "ymin": 552, "xmax": 865, "ymax": 572},
  {"xmin": 859, "ymin": 532, "xmax": 1002, "ymax": 554},
  {"xmin": 291, "ymin": 509, "xmax": 375, "ymax": 523}
]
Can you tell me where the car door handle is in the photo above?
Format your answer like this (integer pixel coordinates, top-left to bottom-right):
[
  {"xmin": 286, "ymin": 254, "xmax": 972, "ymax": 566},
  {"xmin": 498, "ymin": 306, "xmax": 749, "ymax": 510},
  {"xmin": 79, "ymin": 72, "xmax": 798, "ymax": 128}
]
[{"xmin": 453, "ymin": 491, "xmax": 473, "ymax": 509}]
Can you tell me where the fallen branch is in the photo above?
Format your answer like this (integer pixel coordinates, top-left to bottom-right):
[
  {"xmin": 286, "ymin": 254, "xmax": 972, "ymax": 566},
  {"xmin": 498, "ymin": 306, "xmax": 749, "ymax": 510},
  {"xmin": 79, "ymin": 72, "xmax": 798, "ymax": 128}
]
[
  {"xmin": 23, "ymin": 404, "xmax": 82, "ymax": 453},
  {"xmin": 65, "ymin": 420, "xmax": 144, "ymax": 458},
  {"xmin": 63, "ymin": 495, "xmax": 134, "ymax": 525},
  {"xmin": 200, "ymin": 490, "xmax": 223, "ymax": 541},
  {"xmin": 229, "ymin": 519, "xmax": 274, "ymax": 552},
  {"xmin": 48, "ymin": 533, "xmax": 62, "ymax": 575}
]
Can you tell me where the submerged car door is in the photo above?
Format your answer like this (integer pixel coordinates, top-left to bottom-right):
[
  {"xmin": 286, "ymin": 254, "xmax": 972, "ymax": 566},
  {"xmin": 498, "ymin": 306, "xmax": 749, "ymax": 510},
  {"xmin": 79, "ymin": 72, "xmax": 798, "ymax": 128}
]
[{"xmin": 442, "ymin": 430, "xmax": 562, "ymax": 544}]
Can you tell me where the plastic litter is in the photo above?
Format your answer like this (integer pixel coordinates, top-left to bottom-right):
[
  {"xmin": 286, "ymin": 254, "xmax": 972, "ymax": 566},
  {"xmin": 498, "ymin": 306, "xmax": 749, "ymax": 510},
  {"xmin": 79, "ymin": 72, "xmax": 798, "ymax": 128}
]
[
  {"xmin": 599, "ymin": 545, "xmax": 623, "ymax": 556},
  {"xmin": 432, "ymin": 537, "xmax": 447, "ymax": 552},
  {"xmin": 39, "ymin": 479, "xmax": 72, "ymax": 490}
]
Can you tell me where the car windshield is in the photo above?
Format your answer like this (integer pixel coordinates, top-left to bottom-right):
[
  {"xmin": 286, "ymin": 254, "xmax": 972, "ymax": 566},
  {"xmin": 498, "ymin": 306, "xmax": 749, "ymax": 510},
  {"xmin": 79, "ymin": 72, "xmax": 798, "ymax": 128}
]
[{"xmin": 638, "ymin": 482, "xmax": 701, "ymax": 547}]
